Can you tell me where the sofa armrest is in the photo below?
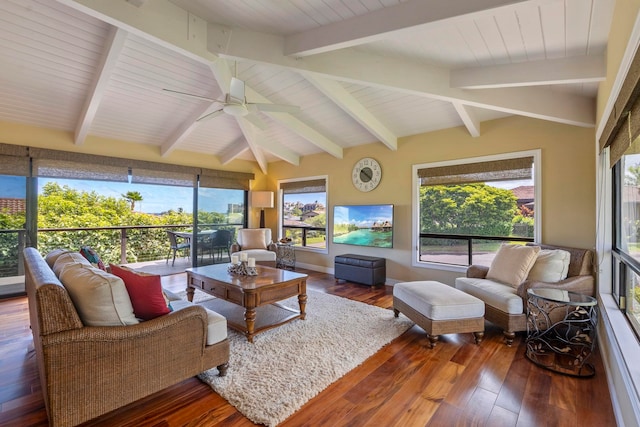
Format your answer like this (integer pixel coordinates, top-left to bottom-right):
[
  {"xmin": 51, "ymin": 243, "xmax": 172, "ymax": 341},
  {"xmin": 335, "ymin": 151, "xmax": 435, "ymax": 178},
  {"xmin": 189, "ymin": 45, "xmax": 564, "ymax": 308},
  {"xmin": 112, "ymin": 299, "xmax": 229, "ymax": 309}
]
[
  {"xmin": 466, "ymin": 265, "xmax": 489, "ymax": 279},
  {"xmin": 267, "ymin": 242, "xmax": 277, "ymax": 252},
  {"xmin": 516, "ymin": 275, "xmax": 595, "ymax": 301}
]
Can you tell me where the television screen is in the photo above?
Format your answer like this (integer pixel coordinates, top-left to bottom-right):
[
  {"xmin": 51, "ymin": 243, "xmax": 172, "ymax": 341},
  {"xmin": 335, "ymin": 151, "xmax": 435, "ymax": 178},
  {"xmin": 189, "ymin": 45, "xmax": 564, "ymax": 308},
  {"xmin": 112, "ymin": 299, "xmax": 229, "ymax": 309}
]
[{"xmin": 332, "ymin": 204, "xmax": 393, "ymax": 248}]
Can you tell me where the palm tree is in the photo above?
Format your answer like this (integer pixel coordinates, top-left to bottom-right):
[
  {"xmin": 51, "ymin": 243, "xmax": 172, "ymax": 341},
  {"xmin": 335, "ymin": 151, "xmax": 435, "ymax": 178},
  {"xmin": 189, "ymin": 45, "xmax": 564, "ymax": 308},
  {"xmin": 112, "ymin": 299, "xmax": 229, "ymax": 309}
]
[{"xmin": 122, "ymin": 191, "xmax": 143, "ymax": 211}]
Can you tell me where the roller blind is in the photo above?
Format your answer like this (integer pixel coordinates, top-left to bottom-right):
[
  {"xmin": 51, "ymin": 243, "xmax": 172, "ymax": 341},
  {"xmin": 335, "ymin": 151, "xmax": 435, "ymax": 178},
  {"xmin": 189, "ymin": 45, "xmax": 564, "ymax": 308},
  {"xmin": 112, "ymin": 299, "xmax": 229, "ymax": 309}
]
[
  {"xmin": 198, "ymin": 169, "xmax": 254, "ymax": 190},
  {"xmin": 280, "ymin": 178, "xmax": 326, "ymax": 194},
  {"xmin": 417, "ymin": 157, "xmax": 533, "ymax": 186},
  {"xmin": 600, "ymin": 41, "xmax": 640, "ymax": 167},
  {"xmin": 0, "ymin": 143, "xmax": 29, "ymax": 176},
  {"xmin": 31, "ymin": 149, "xmax": 129, "ymax": 182}
]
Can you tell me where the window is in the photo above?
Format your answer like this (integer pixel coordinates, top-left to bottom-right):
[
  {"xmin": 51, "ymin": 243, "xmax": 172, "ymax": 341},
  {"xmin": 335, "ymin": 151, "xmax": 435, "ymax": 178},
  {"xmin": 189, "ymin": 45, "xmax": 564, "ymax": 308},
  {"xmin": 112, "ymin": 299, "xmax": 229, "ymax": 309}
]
[
  {"xmin": 279, "ymin": 177, "xmax": 328, "ymax": 251},
  {"xmin": 612, "ymin": 142, "xmax": 640, "ymax": 337},
  {"xmin": 413, "ymin": 151, "xmax": 540, "ymax": 269}
]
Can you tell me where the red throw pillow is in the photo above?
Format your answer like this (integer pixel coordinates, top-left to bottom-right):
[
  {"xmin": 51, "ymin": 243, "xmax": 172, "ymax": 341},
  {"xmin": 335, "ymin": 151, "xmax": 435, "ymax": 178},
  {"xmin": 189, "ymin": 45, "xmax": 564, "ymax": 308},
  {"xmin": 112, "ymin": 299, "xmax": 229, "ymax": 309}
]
[{"xmin": 110, "ymin": 264, "xmax": 170, "ymax": 320}]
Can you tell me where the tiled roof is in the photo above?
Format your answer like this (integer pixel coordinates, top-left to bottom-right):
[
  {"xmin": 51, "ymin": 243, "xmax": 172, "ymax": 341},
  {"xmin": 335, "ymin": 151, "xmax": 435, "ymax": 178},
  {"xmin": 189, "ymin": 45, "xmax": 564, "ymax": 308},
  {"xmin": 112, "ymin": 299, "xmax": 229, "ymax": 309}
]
[
  {"xmin": 511, "ymin": 186, "xmax": 534, "ymax": 200},
  {"xmin": 0, "ymin": 198, "xmax": 25, "ymax": 215}
]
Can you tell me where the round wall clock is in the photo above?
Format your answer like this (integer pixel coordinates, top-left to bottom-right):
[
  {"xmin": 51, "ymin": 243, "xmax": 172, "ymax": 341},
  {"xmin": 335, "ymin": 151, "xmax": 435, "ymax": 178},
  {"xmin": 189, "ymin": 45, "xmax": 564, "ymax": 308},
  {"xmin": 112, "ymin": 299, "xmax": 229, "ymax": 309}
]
[{"xmin": 352, "ymin": 157, "xmax": 382, "ymax": 192}]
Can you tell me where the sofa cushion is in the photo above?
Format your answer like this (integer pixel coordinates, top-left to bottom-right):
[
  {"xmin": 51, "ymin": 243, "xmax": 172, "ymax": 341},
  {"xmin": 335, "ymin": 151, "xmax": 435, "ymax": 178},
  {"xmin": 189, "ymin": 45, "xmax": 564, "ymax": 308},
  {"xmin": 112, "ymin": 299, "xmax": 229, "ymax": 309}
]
[
  {"xmin": 527, "ymin": 249, "xmax": 571, "ymax": 283},
  {"xmin": 110, "ymin": 264, "xmax": 171, "ymax": 320},
  {"xmin": 59, "ymin": 263, "xmax": 139, "ymax": 326},
  {"xmin": 486, "ymin": 244, "xmax": 540, "ymax": 287},
  {"xmin": 169, "ymin": 300, "xmax": 227, "ymax": 345},
  {"xmin": 236, "ymin": 248, "xmax": 276, "ymax": 261},
  {"xmin": 79, "ymin": 246, "xmax": 106, "ymax": 271},
  {"xmin": 52, "ymin": 251, "xmax": 92, "ymax": 277},
  {"xmin": 455, "ymin": 277, "xmax": 523, "ymax": 315},
  {"xmin": 241, "ymin": 229, "xmax": 268, "ymax": 250},
  {"xmin": 44, "ymin": 248, "xmax": 73, "ymax": 268}
]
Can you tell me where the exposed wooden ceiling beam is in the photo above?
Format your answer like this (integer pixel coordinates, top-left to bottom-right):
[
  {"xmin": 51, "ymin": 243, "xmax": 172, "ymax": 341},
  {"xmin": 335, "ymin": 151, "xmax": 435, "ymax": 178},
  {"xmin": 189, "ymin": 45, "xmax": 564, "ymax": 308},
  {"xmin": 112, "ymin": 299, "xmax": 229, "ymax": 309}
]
[
  {"xmin": 207, "ymin": 25, "xmax": 596, "ymax": 127},
  {"xmin": 452, "ymin": 102, "xmax": 481, "ymax": 137},
  {"xmin": 219, "ymin": 137, "xmax": 249, "ymax": 165},
  {"xmin": 284, "ymin": 0, "xmax": 531, "ymax": 57},
  {"xmin": 303, "ymin": 74, "xmax": 397, "ymax": 150},
  {"xmin": 75, "ymin": 26, "xmax": 127, "ymax": 145},
  {"xmin": 236, "ymin": 117, "xmax": 267, "ymax": 174},
  {"xmin": 451, "ymin": 56, "xmax": 606, "ymax": 89}
]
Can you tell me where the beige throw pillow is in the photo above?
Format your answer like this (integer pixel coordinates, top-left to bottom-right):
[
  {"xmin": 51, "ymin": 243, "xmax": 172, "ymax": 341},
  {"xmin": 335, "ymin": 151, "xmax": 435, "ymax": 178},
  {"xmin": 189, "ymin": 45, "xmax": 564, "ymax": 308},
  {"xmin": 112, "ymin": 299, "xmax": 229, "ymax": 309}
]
[
  {"xmin": 52, "ymin": 251, "xmax": 91, "ymax": 277},
  {"xmin": 241, "ymin": 229, "xmax": 267, "ymax": 250},
  {"xmin": 527, "ymin": 249, "xmax": 571, "ymax": 283},
  {"xmin": 486, "ymin": 244, "xmax": 540, "ymax": 288},
  {"xmin": 59, "ymin": 264, "xmax": 139, "ymax": 326}
]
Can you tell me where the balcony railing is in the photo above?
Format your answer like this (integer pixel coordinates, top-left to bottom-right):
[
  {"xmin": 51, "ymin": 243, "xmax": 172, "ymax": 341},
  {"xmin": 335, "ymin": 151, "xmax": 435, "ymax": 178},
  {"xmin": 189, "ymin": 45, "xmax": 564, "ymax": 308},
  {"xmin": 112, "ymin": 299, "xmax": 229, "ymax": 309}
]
[
  {"xmin": 419, "ymin": 232, "xmax": 533, "ymax": 267},
  {"xmin": 282, "ymin": 225, "xmax": 326, "ymax": 248},
  {"xmin": 0, "ymin": 223, "xmax": 243, "ymax": 279}
]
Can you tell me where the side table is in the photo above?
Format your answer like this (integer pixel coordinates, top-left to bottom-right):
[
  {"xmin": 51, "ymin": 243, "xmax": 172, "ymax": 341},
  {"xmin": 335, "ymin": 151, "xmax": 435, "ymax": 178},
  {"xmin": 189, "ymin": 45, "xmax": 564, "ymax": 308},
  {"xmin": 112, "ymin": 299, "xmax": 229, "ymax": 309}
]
[
  {"xmin": 276, "ymin": 243, "xmax": 296, "ymax": 270},
  {"xmin": 525, "ymin": 288, "xmax": 598, "ymax": 377}
]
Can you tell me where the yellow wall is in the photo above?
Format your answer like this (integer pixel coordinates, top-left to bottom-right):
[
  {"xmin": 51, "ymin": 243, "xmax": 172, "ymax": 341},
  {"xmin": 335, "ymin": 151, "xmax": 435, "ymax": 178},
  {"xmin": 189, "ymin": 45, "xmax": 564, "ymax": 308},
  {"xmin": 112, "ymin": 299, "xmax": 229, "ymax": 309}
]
[{"xmin": 267, "ymin": 115, "xmax": 596, "ymax": 284}]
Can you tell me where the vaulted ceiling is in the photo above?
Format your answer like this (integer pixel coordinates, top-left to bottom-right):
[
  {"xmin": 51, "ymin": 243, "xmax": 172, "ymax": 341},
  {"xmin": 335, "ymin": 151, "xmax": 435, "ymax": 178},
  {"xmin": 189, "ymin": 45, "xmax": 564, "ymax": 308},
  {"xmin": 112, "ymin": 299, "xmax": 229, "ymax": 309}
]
[{"xmin": 0, "ymin": 0, "xmax": 614, "ymax": 173}]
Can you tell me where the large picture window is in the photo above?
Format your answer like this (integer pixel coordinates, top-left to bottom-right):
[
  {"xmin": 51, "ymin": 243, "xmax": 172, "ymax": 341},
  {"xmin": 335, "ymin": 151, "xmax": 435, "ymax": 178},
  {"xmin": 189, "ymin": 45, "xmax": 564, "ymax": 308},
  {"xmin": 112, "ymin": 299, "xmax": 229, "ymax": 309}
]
[
  {"xmin": 413, "ymin": 151, "xmax": 540, "ymax": 269},
  {"xmin": 278, "ymin": 177, "xmax": 328, "ymax": 251}
]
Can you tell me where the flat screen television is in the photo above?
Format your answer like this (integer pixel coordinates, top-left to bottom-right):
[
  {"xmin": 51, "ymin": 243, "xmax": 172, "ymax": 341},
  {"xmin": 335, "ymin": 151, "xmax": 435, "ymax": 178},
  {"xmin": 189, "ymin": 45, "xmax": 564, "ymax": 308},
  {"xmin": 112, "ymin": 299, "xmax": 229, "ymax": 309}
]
[{"xmin": 332, "ymin": 204, "xmax": 393, "ymax": 248}]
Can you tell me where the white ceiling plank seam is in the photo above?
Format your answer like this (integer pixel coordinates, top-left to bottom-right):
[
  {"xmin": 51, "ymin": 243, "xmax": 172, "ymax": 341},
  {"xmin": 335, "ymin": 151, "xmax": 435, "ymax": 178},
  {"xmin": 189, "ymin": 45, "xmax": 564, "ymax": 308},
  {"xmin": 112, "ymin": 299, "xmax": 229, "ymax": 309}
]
[
  {"xmin": 450, "ymin": 55, "xmax": 606, "ymax": 89},
  {"xmin": 452, "ymin": 101, "xmax": 481, "ymax": 137},
  {"xmin": 75, "ymin": 26, "xmax": 128, "ymax": 145},
  {"xmin": 303, "ymin": 73, "xmax": 398, "ymax": 150},
  {"xmin": 284, "ymin": 0, "xmax": 532, "ymax": 57}
]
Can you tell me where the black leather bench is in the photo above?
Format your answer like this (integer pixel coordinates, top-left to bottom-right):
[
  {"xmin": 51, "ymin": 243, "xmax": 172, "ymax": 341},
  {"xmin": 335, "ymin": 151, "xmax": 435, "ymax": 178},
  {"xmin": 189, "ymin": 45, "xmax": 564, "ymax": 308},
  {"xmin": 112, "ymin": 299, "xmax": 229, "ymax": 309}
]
[{"xmin": 334, "ymin": 254, "xmax": 386, "ymax": 286}]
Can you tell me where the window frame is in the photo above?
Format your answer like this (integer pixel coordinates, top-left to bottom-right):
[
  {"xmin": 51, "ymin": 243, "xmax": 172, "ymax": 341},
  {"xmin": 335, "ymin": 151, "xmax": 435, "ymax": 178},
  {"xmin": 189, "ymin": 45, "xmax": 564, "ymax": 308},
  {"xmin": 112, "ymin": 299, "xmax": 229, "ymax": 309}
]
[
  {"xmin": 277, "ymin": 175, "xmax": 329, "ymax": 254},
  {"xmin": 411, "ymin": 149, "xmax": 542, "ymax": 272}
]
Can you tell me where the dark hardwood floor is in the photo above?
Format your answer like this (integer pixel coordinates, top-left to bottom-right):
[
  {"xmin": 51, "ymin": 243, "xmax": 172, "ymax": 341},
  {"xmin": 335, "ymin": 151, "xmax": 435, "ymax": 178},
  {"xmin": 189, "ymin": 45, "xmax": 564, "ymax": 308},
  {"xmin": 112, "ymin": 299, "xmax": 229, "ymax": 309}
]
[{"xmin": 0, "ymin": 269, "xmax": 617, "ymax": 426}]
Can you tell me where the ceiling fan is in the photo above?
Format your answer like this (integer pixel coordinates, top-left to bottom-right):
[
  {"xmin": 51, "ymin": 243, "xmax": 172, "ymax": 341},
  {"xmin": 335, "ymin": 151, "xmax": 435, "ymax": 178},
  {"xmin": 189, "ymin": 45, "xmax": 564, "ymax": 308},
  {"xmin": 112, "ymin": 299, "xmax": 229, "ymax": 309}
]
[{"xmin": 163, "ymin": 77, "xmax": 299, "ymax": 130}]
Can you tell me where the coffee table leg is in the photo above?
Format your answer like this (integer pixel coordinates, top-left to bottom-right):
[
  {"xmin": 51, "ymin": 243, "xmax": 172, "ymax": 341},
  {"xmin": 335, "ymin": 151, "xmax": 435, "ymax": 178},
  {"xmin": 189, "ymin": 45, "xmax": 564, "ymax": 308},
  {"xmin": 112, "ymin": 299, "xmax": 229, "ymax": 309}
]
[
  {"xmin": 298, "ymin": 293, "xmax": 307, "ymax": 320},
  {"xmin": 186, "ymin": 285, "xmax": 194, "ymax": 302},
  {"xmin": 245, "ymin": 307, "xmax": 256, "ymax": 343}
]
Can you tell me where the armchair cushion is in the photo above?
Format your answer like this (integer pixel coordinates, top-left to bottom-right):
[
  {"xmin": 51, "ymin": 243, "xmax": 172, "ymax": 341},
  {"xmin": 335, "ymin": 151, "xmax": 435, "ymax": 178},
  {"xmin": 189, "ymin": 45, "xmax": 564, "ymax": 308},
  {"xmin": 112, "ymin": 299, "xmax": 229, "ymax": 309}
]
[
  {"xmin": 241, "ymin": 228, "xmax": 268, "ymax": 250},
  {"xmin": 526, "ymin": 249, "xmax": 570, "ymax": 282},
  {"xmin": 455, "ymin": 277, "xmax": 523, "ymax": 315},
  {"xmin": 486, "ymin": 244, "xmax": 540, "ymax": 288}
]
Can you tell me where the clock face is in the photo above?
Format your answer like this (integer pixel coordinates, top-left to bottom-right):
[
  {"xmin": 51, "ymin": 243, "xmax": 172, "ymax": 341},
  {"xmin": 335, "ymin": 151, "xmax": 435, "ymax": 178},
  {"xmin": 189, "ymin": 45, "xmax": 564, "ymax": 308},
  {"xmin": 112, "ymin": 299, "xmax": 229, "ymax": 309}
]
[{"xmin": 352, "ymin": 157, "xmax": 381, "ymax": 192}]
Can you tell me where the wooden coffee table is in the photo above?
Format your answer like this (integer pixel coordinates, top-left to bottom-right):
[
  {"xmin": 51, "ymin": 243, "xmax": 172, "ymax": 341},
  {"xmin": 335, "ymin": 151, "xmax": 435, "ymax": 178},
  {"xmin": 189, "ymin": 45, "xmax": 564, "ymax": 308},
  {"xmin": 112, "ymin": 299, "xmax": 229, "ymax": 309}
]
[{"xmin": 186, "ymin": 264, "xmax": 307, "ymax": 342}]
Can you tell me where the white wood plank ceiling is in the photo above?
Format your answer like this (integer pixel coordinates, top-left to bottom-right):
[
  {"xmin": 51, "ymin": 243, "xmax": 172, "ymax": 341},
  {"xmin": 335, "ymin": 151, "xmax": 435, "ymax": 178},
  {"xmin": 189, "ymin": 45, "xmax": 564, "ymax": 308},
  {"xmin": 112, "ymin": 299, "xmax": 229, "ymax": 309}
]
[{"xmin": 0, "ymin": 0, "xmax": 615, "ymax": 173}]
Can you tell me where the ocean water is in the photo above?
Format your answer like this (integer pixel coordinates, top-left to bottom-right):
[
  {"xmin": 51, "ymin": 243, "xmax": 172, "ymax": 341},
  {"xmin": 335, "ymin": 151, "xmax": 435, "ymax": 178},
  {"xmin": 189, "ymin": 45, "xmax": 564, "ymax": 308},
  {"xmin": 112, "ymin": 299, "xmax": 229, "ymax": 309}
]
[{"xmin": 333, "ymin": 229, "xmax": 392, "ymax": 248}]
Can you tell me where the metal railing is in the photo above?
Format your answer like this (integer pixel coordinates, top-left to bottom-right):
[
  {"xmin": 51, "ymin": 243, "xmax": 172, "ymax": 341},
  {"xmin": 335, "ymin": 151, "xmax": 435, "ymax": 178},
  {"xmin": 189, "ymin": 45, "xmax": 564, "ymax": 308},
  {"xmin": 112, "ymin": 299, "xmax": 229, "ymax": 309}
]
[
  {"xmin": 282, "ymin": 225, "xmax": 326, "ymax": 248},
  {"xmin": 419, "ymin": 232, "xmax": 533, "ymax": 266},
  {"xmin": 0, "ymin": 223, "xmax": 242, "ymax": 277}
]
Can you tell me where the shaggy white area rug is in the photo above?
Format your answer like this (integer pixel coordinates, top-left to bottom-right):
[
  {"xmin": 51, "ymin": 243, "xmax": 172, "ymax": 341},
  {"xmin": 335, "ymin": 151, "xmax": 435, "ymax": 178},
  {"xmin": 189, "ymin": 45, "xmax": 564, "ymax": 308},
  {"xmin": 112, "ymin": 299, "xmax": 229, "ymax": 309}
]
[{"xmin": 195, "ymin": 290, "xmax": 413, "ymax": 427}]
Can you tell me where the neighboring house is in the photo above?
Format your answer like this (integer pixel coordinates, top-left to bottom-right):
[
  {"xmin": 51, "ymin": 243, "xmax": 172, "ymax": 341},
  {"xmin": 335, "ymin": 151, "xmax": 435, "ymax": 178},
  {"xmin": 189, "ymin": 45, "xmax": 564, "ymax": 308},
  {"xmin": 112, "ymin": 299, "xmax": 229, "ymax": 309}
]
[{"xmin": 510, "ymin": 186, "xmax": 534, "ymax": 211}]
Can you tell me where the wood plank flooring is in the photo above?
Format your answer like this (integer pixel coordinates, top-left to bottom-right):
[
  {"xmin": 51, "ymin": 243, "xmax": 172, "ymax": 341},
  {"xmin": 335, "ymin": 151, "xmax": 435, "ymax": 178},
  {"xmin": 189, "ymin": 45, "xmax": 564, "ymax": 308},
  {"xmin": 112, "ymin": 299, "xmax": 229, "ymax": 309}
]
[{"xmin": 0, "ymin": 269, "xmax": 617, "ymax": 426}]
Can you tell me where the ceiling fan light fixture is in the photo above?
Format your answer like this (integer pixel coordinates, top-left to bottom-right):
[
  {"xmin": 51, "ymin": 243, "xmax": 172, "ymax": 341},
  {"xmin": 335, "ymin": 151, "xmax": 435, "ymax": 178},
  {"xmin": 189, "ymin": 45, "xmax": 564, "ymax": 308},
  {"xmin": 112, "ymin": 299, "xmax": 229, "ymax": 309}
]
[{"xmin": 223, "ymin": 103, "xmax": 249, "ymax": 117}]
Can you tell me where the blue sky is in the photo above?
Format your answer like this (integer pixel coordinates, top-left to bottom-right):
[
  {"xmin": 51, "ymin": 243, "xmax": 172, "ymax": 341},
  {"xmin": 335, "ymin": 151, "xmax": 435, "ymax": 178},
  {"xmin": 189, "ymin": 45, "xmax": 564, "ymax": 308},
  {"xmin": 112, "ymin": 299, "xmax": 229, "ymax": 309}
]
[
  {"xmin": 334, "ymin": 204, "xmax": 393, "ymax": 227},
  {"xmin": 0, "ymin": 176, "xmax": 242, "ymax": 214}
]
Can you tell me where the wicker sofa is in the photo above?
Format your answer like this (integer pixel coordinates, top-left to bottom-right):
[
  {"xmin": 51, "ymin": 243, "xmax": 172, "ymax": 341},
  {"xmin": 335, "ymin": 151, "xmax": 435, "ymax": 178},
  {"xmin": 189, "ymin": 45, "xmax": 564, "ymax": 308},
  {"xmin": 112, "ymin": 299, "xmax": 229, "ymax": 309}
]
[
  {"xmin": 24, "ymin": 247, "xmax": 229, "ymax": 427},
  {"xmin": 455, "ymin": 243, "xmax": 595, "ymax": 346}
]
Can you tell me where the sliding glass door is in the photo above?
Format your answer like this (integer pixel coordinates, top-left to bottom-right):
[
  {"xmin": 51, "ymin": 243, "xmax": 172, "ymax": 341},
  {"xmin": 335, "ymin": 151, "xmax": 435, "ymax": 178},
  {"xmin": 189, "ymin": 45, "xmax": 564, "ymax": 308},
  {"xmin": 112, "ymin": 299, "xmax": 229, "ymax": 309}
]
[{"xmin": 0, "ymin": 174, "xmax": 27, "ymax": 297}]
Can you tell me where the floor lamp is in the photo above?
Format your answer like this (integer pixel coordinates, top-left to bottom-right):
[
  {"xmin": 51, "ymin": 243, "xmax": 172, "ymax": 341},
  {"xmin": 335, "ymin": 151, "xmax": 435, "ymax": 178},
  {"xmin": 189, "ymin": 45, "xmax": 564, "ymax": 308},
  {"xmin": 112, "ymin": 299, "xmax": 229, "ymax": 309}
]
[{"xmin": 250, "ymin": 191, "xmax": 274, "ymax": 228}]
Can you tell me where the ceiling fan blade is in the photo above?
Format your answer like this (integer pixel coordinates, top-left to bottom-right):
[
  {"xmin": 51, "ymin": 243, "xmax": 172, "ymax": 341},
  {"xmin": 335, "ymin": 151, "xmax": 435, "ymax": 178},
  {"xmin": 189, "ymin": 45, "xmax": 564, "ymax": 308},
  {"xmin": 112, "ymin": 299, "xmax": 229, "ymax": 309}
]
[
  {"xmin": 196, "ymin": 109, "xmax": 224, "ymax": 122},
  {"xmin": 229, "ymin": 77, "xmax": 246, "ymax": 104},
  {"xmin": 243, "ymin": 112, "xmax": 268, "ymax": 130},
  {"xmin": 162, "ymin": 88, "xmax": 217, "ymax": 102},
  {"xmin": 251, "ymin": 103, "xmax": 300, "ymax": 114}
]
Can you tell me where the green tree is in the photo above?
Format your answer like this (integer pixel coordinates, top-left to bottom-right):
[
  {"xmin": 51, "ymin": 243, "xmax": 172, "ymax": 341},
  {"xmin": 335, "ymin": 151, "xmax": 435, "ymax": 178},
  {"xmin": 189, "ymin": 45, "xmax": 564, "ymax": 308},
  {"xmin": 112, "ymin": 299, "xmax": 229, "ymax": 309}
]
[
  {"xmin": 122, "ymin": 191, "xmax": 143, "ymax": 211},
  {"xmin": 420, "ymin": 183, "xmax": 517, "ymax": 237}
]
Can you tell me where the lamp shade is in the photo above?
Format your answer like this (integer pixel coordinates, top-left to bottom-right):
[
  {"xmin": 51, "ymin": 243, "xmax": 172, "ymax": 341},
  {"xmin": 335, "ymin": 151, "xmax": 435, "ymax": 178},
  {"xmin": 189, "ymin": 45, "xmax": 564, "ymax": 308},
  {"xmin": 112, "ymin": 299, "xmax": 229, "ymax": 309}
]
[{"xmin": 250, "ymin": 191, "xmax": 274, "ymax": 209}]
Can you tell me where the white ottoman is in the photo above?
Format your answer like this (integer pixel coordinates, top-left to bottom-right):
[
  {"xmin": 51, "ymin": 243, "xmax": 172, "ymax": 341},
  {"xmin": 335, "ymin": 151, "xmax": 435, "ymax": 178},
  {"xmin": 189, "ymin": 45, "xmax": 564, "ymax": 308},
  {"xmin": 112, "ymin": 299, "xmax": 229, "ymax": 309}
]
[{"xmin": 393, "ymin": 281, "xmax": 485, "ymax": 348}]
